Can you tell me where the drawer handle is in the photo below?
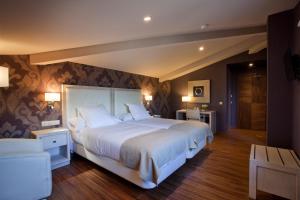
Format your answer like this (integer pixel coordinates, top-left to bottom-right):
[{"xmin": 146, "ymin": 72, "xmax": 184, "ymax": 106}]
[{"xmin": 52, "ymin": 140, "xmax": 57, "ymax": 143}]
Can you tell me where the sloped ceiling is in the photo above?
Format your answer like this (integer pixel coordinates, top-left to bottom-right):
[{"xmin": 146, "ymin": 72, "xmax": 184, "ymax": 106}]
[
  {"xmin": 0, "ymin": 0, "xmax": 298, "ymax": 80},
  {"xmin": 69, "ymin": 35, "xmax": 262, "ymax": 78}
]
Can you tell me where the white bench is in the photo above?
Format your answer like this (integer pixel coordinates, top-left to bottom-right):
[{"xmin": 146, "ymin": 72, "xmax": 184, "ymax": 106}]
[{"xmin": 249, "ymin": 144, "xmax": 300, "ymax": 200}]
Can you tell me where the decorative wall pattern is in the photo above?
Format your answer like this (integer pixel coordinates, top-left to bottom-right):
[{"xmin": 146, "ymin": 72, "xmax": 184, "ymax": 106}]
[
  {"xmin": 0, "ymin": 55, "xmax": 171, "ymax": 138},
  {"xmin": 158, "ymin": 80, "xmax": 171, "ymax": 118}
]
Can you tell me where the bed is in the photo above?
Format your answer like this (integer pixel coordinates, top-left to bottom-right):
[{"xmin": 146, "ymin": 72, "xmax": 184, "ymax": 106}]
[
  {"xmin": 125, "ymin": 118, "xmax": 212, "ymax": 158},
  {"xmin": 62, "ymin": 85, "xmax": 213, "ymax": 189}
]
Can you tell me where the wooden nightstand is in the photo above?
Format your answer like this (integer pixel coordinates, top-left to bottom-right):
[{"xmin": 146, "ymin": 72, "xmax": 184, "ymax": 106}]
[{"xmin": 32, "ymin": 128, "xmax": 70, "ymax": 170}]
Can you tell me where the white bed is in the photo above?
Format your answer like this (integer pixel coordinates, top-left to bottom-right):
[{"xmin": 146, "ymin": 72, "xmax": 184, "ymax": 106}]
[
  {"xmin": 62, "ymin": 84, "xmax": 211, "ymax": 189},
  {"xmin": 126, "ymin": 117, "xmax": 184, "ymax": 129},
  {"xmin": 125, "ymin": 118, "xmax": 211, "ymax": 158}
]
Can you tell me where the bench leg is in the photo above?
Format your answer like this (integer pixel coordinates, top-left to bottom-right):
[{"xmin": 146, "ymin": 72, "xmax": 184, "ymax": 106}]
[{"xmin": 249, "ymin": 161, "xmax": 257, "ymax": 199}]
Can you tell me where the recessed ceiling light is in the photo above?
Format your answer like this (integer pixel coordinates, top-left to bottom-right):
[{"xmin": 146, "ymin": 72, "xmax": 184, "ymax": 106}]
[
  {"xmin": 249, "ymin": 63, "xmax": 254, "ymax": 67},
  {"xmin": 199, "ymin": 46, "xmax": 204, "ymax": 51},
  {"xmin": 144, "ymin": 16, "xmax": 152, "ymax": 23},
  {"xmin": 201, "ymin": 24, "xmax": 209, "ymax": 30}
]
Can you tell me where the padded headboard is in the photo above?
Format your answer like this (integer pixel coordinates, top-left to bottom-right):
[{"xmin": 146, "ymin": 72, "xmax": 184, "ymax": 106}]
[
  {"xmin": 113, "ymin": 88, "xmax": 142, "ymax": 117},
  {"xmin": 62, "ymin": 85, "xmax": 142, "ymax": 127},
  {"xmin": 62, "ymin": 85, "xmax": 113, "ymax": 127}
]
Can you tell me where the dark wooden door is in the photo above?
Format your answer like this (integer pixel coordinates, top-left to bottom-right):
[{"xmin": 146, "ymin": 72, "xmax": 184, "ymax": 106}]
[{"xmin": 237, "ymin": 68, "xmax": 266, "ymax": 130}]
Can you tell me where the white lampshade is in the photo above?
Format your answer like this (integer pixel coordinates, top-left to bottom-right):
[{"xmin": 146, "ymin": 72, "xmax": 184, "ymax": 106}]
[
  {"xmin": 0, "ymin": 66, "xmax": 9, "ymax": 87},
  {"xmin": 182, "ymin": 96, "xmax": 191, "ymax": 102},
  {"xmin": 145, "ymin": 95, "xmax": 153, "ymax": 101},
  {"xmin": 45, "ymin": 92, "xmax": 61, "ymax": 102}
]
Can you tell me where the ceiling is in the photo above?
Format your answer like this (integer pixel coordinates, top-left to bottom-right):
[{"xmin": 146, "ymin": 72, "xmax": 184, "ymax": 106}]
[
  {"xmin": 70, "ymin": 35, "xmax": 260, "ymax": 77},
  {"xmin": 0, "ymin": 0, "xmax": 298, "ymax": 80}
]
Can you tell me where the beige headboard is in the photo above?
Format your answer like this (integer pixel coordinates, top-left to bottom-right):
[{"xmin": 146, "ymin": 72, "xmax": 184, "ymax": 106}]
[
  {"xmin": 62, "ymin": 85, "xmax": 142, "ymax": 127},
  {"xmin": 113, "ymin": 88, "xmax": 142, "ymax": 117}
]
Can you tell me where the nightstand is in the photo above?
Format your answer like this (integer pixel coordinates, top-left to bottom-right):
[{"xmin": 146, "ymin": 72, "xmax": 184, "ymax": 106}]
[{"xmin": 32, "ymin": 127, "xmax": 70, "ymax": 170}]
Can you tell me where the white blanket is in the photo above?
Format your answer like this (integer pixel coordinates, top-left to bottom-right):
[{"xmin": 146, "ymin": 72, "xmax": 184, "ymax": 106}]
[
  {"xmin": 81, "ymin": 118, "xmax": 213, "ymax": 164},
  {"xmin": 126, "ymin": 118, "xmax": 184, "ymax": 129},
  {"xmin": 81, "ymin": 123, "xmax": 160, "ymax": 160},
  {"xmin": 127, "ymin": 118, "xmax": 213, "ymax": 143}
]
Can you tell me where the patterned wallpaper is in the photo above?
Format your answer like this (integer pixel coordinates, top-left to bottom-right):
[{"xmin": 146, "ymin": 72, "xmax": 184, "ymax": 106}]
[
  {"xmin": 158, "ymin": 80, "xmax": 171, "ymax": 118},
  {"xmin": 0, "ymin": 55, "xmax": 171, "ymax": 138}
]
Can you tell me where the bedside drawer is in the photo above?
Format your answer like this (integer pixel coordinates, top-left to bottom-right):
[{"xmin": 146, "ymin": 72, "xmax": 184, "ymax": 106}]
[{"xmin": 41, "ymin": 133, "xmax": 67, "ymax": 149}]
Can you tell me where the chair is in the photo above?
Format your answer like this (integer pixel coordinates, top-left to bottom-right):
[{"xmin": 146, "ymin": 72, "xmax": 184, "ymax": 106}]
[
  {"xmin": 0, "ymin": 139, "xmax": 52, "ymax": 200},
  {"xmin": 186, "ymin": 109, "xmax": 201, "ymax": 121}
]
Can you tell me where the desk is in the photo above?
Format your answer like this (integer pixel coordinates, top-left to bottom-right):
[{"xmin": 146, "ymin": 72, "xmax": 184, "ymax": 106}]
[{"xmin": 176, "ymin": 109, "xmax": 216, "ymax": 134}]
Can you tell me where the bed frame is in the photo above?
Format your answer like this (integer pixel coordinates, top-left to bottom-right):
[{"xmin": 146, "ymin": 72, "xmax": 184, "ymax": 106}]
[{"xmin": 61, "ymin": 84, "xmax": 205, "ymax": 189}]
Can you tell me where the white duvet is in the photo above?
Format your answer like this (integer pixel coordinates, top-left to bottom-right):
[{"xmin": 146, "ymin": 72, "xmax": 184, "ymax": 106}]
[
  {"xmin": 81, "ymin": 123, "xmax": 160, "ymax": 160},
  {"xmin": 126, "ymin": 117, "xmax": 184, "ymax": 129},
  {"xmin": 80, "ymin": 118, "xmax": 213, "ymax": 162}
]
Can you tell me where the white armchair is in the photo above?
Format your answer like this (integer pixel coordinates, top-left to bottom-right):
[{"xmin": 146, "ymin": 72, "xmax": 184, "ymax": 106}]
[{"xmin": 0, "ymin": 139, "xmax": 52, "ymax": 200}]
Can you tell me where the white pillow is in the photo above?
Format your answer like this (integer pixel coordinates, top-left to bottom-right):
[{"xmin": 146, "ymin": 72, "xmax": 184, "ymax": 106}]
[
  {"xmin": 118, "ymin": 113, "xmax": 134, "ymax": 121},
  {"xmin": 68, "ymin": 117, "xmax": 86, "ymax": 133},
  {"xmin": 127, "ymin": 104, "xmax": 151, "ymax": 120},
  {"xmin": 77, "ymin": 105, "xmax": 120, "ymax": 128}
]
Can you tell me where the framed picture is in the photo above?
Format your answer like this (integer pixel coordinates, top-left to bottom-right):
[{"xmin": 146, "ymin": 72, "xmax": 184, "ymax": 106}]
[{"xmin": 188, "ymin": 80, "xmax": 210, "ymax": 103}]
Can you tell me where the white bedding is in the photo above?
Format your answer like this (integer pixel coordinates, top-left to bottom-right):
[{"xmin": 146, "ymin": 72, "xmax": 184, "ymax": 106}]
[
  {"xmin": 80, "ymin": 118, "xmax": 212, "ymax": 160},
  {"xmin": 81, "ymin": 123, "xmax": 160, "ymax": 160},
  {"xmin": 126, "ymin": 117, "xmax": 213, "ymax": 145},
  {"xmin": 69, "ymin": 129, "xmax": 83, "ymax": 145},
  {"xmin": 126, "ymin": 117, "xmax": 184, "ymax": 129}
]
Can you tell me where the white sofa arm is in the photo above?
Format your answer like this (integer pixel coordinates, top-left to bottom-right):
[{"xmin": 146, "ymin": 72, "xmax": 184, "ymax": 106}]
[
  {"xmin": 0, "ymin": 152, "xmax": 52, "ymax": 200},
  {"xmin": 0, "ymin": 139, "xmax": 43, "ymax": 154}
]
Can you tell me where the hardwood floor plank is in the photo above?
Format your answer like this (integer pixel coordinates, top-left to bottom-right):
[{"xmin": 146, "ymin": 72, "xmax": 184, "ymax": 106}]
[{"xmin": 50, "ymin": 129, "xmax": 287, "ymax": 200}]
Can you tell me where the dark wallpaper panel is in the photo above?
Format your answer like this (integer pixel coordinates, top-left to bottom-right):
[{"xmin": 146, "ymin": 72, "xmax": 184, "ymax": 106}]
[
  {"xmin": 0, "ymin": 55, "xmax": 171, "ymax": 138},
  {"xmin": 267, "ymin": 1, "xmax": 300, "ymax": 153},
  {"xmin": 267, "ymin": 10, "xmax": 293, "ymax": 148},
  {"xmin": 158, "ymin": 80, "xmax": 172, "ymax": 118},
  {"xmin": 291, "ymin": 2, "xmax": 300, "ymax": 155}
]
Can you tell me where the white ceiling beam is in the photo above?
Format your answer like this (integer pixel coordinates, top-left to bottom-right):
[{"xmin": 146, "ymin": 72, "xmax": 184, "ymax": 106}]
[
  {"xmin": 159, "ymin": 34, "xmax": 266, "ymax": 82},
  {"xmin": 30, "ymin": 26, "xmax": 266, "ymax": 65},
  {"xmin": 248, "ymin": 40, "xmax": 267, "ymax": 54}
]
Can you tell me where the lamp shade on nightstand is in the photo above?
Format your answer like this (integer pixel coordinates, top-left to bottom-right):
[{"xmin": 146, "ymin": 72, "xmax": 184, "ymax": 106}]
[{"xmin": 0, "ymin": 66, "xmax": 9, "ymax": 87}]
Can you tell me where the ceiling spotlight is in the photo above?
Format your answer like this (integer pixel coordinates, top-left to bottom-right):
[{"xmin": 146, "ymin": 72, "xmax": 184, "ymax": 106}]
[
  {"xmin": 201, "ymin": 24, "xmax": 209, "ymax": 30},
  {"xmin": 199, "ymin": 46, "xmax": 204, "ymax": 51},
  {"xmin": 143, "ymin": 16, "xmax": 152, "ymax": 23},
  {"xmin": 249, "ymin": 63, "xmax": 254, "ymax": 67}
]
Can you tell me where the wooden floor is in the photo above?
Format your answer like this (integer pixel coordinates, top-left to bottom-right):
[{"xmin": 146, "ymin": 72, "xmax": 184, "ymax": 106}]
[{"xmin": 51, "ymin": 129, "xmax": 287, "ymax": 200}]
